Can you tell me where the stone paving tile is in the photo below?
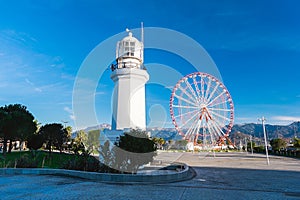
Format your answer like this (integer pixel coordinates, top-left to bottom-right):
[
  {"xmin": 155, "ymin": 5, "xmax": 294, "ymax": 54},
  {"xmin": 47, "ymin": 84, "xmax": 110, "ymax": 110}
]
[{"xmin": 1, "ymin": 152, "xmax": 300, "ymax": 200}]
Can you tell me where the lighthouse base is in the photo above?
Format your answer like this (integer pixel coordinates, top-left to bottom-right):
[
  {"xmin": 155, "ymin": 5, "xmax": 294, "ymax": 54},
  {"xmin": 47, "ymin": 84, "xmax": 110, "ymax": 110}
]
[{"xmin": 99, "ymin": 128, "xmax": 130, "ymax": 147}]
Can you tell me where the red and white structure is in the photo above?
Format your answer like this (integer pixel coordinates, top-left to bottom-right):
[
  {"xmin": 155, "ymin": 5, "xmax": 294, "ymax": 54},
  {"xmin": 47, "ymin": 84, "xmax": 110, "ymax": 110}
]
[{"xmin": 170, "ymin": 72, "xmax": 234, "ymax": 149}]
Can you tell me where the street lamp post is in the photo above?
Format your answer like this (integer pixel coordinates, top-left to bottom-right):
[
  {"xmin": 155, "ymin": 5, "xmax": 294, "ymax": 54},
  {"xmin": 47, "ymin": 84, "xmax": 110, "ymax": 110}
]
[
  {"xmin": 61, "ymin": 120, "xmax": 69, "ymax": 129},
  {"xmin": 250, "ymin": 135, "xmax": 254, "ymax": 155},
  {"xmin": 258, "ymin": 117, "xmax": 270, "ymax": 165},
  {"xmin": 244, "ymin": 137, "xmax": 247, "ymax": 153}
]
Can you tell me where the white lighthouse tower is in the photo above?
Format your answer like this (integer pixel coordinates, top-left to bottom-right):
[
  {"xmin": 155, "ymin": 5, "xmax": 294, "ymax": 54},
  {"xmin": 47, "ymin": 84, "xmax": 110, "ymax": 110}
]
[{"xmin": 111, "ymin": 29, "xmax": 149, "ymax": 130}]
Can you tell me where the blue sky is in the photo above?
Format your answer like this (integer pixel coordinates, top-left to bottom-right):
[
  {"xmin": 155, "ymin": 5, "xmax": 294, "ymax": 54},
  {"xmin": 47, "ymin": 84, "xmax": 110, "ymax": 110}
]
[{"xmin": 0, "ymin": 0, "xmax": 300, "ymax": 130}]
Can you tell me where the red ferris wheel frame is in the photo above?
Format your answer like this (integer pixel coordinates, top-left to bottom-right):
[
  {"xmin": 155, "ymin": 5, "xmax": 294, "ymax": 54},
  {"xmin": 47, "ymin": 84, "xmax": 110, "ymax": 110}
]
[{"xmin": 170, "ymin": 72, "xmax": 234, "ymax": 145}]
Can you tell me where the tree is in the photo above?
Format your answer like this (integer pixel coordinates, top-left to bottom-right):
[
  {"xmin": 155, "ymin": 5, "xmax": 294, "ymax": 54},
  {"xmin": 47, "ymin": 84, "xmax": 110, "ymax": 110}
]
[
  {"xmin": 27, "ymin": 133, "xmax": 44, "ymax": 150},
  {"xmin": 270, "ymin": 138, "xmax": 287, "ymax": 151},
  {"xmin": 0, "ymin": 104, "xmax": 37, "ymax": 156},
  {"xmin": 65, "ymin": 126, "xmax": 72, "ymax": 140},
  {"xmin": 39, "ymin": 123, "xmax": 67, "ymax": 154},
  {"xmin": 197, "ymin": 139, "xmax": 203, "ymax": 145},
  {"xmin": 152, "ymin": 137, "xmax": 165, "ymax": 149},
  {"xmin": 294, "ymin": 137, "xmax": 300, "ymax": 148},
  {"xmin": 87, "ymin": 130, "xmax": 100, "ymax": 153},
  {"xmin": 112, "ymin": 129, "xmax": 157, "ymax": 174},
  {"xmin": 175, "ymin": 140, "xmax": 188, "ymax": 150},
  {"xmin": 247, "ymin": 141, "xmax": 256, "ymax": 152},
  {"xmin": 71, "ymin": 130, "xmax": 87, "ymax": 155}
]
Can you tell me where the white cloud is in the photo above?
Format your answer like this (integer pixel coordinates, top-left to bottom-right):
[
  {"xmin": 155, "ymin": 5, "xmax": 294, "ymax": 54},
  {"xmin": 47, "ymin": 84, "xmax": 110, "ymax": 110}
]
[
  {"xmin": 34, "ymin": 88, "xmax": 42, "ymax": 92},
  {"xmin": 64, "ymin": 106, "xmax": 76, "ymax": 121},
  {"xmin": 64, "ymin": 106, "xmax": 72, "ymax": 113},
  {"xmin": 0, "ymin": 29, "xmax": 37, "ymax": 48},
  {"xmin": 25, "ymin": 78, "xmax": 34, "ymax": 86},
  {"xmin": 25, "ymin": 78, "xmax": 43, "ymax": 93},
  {"xmin": 0, "ymin": 30, "xmax": 72, "ymax": 96},
  {"xmin": 61, "ymin": 73, "xmax": 75, "ymax": 81},
  {"xmin": 70, "ymin": 115, "xmax": 76, "ymax": 120},
  {"xmin": 271, "ymin": 116, "xmax": 300, "ymax": 122}
]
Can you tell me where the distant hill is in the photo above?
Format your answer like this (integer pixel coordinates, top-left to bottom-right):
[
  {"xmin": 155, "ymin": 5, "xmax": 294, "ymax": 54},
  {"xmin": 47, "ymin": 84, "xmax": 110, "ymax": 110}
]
[
  {"xmin": 77, "ymin": 122, "xmax": 300, "ymax": 141},
  {"xmin": 231, "ymin": 122, "xmax": 300, "ymax": 139},
  {"xmin": 147, "ymin": 128, "xmax": 179, "ymax": 141},
  {"xmin": 82, "ymin": 123, "xmax": 111, "ymax": 133},
  {"xmin": 72, "ymin": 123, "xmax": 111, "ymax": 138}
]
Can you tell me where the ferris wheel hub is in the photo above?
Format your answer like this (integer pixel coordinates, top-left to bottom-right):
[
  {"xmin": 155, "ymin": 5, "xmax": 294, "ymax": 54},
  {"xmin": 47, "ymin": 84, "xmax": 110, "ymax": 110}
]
[{"xmin": 200, "ymin": 103, "xmax": 206, "ymax": 108}]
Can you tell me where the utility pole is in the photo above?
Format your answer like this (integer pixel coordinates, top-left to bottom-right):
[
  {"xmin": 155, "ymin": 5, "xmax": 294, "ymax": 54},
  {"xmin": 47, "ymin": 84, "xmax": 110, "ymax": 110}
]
[
  {"xmin": 258, "ymin": 117, "xmax": 270, "ymax": 165},
  {"xmin": 250, "ymin": 135, "xmax": 253, "ymax": 155},
  {"xmin": 244, "ymin": 137, "xmax": 248, "ymax": 153},
  {"xmin": 61, "ymin": 120, "xmax": 69, "ymax": 129}
]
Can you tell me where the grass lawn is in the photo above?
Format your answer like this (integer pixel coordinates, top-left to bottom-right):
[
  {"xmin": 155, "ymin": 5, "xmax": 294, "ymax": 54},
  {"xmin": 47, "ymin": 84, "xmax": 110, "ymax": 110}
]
[{"xmin": 0, "ymin": 151, "xmax": 76, "ymax": 169}]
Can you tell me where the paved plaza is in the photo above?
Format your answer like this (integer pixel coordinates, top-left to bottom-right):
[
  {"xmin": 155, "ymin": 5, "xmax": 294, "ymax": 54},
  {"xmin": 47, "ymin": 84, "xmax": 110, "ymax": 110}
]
[{"xmin": 1, "ymin": 152, "xmax": 300, "ymax": 199}]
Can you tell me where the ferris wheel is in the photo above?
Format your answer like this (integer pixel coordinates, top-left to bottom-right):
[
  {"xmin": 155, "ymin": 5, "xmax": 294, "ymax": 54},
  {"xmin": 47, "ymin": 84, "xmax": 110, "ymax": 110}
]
[{"xmin": 170, "ymin": 72, "xmax": 234, "ymax": 148}]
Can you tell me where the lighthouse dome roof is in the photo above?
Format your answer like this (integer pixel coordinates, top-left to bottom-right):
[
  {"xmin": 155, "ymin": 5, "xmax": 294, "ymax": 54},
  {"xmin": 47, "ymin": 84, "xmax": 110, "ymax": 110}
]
[
  {"xmin": 120, "ymin": 32, "xmax": 142, "ymax": 48},
  {"xmin": 116, "ymin": 30, "xmax": 143, "ymax": 60},
  {"xmin": 122, "ymin": 32, "xmax": 139, "ymax": 42}
]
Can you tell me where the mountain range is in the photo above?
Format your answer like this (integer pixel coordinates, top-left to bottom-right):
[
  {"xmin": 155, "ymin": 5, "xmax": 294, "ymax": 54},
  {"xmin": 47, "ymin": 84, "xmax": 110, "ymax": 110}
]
[
  {"xmin": 81, "ymin": 122, "xmax": 300, "ymax": 141},
  {"xmin": 231, "ymin": 122, "xmax": 300, "ymax": 139}
]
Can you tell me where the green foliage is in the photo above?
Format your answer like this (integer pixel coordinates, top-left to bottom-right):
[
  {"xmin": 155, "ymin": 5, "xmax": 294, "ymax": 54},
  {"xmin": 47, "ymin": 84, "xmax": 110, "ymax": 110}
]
[
  {"xmin": 71, "ymin": 130, "xmax": 88, "ymax": 155},
  {"xmin": 2, "ymin": 152, "xmax": 35, "ymax": 168},
  {"xmin": 114, "ymin": 129, "xmax": 157, "ymax": 173},
  {"xmin": 0, "ymin": 151, "xmax": 76, "ymax": 169},
  {"xmin": 197, "ymin": 139, "xmax": 203, "ymax": 145},
  {"xmin": 76, "ymin": 130, "xmax": 88, "ymax": 143},
  {"xmin": 0, "ymin": 104, "xmax": 37, "ymax": 155},
  {"xmin": 117, "ymin": 130, "xmax": 156, "ymax": 153},
  {"xmin": 65, "ymin": 126, "xmax": 72, "ymax": 139},
  {"xmin": 270, "ymin": 138, "xmax": 287, "ymax": 151},
  {"xmin": 39, "ymin": 123, "xmax": 68, "ymax": 154},
  {"xmin": 246, "ymin": 141, "xmax": 256, "ymax": 151},
  {"xmin": 294, "ymin": 137, "xmax": 300, "ymax": 148},
  {"xmin": 152, "ymin": 137, "xmax": 165, "ymax": 145},
  {"xmin": 87, "ymin": 130, "xmax": 100, "ymax": 152},
  {"xmin": 99, "ymin": 129, "xmax": 157, "ymax": 174},
  {"xmin": 61, "ymin": 153, "xmax": 100, "ymax": 172},
  {"xmin": 253, "ymin": 145, "xmax": 266, "ymax": 153},
  {"xmin": 247, "ymin": 141, "xmax": 256, "ymax": 147},
  {"xmin": 15, "ymin": 154, "xmax": 38, "ymax": 168},
  {"xmin": 173, "ymin": 140, "xmax": 189, "ymax": 150},
  {"xmin": 176, "ymin": 140, "xmax": 188, "ymax": 146},
  {"xmin": 152, "ymin": 137, "xmax": 165, "ymax": 149},
  {"xmin": 27, "ymin": 133, "xmax": 44, "ymax": 150}
]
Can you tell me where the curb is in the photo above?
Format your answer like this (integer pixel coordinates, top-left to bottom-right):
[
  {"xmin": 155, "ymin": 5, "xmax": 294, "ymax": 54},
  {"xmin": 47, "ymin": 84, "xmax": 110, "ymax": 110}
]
[{"xmin": 0, "ymin": 164, "xmax": 195, "ymax": 184}]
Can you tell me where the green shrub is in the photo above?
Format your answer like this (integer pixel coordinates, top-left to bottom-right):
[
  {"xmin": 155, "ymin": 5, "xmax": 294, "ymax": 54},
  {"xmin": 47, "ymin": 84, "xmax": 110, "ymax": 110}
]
[
  {"xmin": 253, "ymin": 146, "xmax": 265, "ymax": 153},
  {"xmin": 15, "ymin": 154, "xmax": 38, "ymax": 168},
  {"xmin": 61, "ymin": 154, "xmax": 100, "ymax": 172}
]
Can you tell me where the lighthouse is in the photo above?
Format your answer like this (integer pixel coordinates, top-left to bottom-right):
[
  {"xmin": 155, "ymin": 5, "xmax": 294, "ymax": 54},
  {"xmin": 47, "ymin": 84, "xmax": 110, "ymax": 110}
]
[{"xmin": 111, "ymin": 29, "xmax": 149, "ymax": 130}]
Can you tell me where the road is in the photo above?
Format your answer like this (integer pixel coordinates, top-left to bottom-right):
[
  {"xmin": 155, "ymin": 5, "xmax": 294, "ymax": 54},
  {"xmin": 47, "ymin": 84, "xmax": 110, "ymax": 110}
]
[{"xmin": 1, "ymin": 152, "xmax": 300, "ymax": 200}]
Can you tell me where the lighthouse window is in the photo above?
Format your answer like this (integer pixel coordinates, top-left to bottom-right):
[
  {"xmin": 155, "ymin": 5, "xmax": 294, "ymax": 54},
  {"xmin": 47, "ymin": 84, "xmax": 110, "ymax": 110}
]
[
  {"xmin": 124, "ymin": 42, "xmax": 129, "ymax": 52},
  {"xmin": 124, "ymin": 41, "xmax": 135, "ymax": 56},
  {"xmin": 130, "ymin": 42, "xmax": 135, "ymax": 55}
]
